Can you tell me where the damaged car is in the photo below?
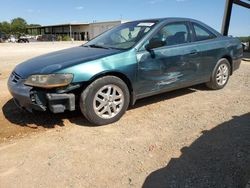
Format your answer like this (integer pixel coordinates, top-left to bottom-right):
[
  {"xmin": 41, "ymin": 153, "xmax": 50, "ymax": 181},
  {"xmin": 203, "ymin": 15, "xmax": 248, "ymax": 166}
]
[{"xmin": 8, "ymin": 18, "xmax": 243, "ymax": 125}]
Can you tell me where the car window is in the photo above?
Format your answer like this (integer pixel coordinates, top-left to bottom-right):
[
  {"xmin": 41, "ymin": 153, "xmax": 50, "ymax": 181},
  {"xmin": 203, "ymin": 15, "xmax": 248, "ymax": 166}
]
[
  {"xmin": 86, "ymin": 21, "xmax": 157, "ymax": 50},
  {"xmin": 111, "ymin": 27, "xmax": 142, "ymax": 43},
  {"xmin": 193, "ymin": 23, "xmax": 216, "ymax": 41},
  {"xmin": 144, "ymin": 23, "xmax": 190, "ymax": 50}
]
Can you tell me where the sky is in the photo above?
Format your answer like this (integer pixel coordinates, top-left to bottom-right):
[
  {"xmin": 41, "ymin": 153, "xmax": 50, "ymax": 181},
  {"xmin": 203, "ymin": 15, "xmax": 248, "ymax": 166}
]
[{"xmin": 0, "ymin": 0, "xmax": 249, "ymax": 36}]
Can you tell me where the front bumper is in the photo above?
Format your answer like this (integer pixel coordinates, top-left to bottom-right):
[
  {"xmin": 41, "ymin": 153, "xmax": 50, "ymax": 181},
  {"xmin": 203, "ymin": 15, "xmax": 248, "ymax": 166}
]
[{"xmin": 7, "ymin": 76, "xmax": 75, "ymax": 113}]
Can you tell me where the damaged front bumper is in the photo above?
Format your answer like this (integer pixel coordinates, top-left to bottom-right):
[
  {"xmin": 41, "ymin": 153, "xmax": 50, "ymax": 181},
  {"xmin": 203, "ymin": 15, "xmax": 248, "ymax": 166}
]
[{"xmin": 8, "ymin": 76, "xmax": 76, "ymax": 113}]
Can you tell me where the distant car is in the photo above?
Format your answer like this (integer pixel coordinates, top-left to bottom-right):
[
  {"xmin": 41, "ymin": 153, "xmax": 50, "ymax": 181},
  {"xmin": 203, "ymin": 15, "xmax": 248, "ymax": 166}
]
[
  {"xmin": 35, "ymin": 35, "xmax": 42, "ymax": 40},
  {"xmin": 0, "ymin": 36, "xmax": 5, "ymax": 43},
  {"xmin": 37, "ymin": 34, "xmax": 56, "ymax": 41},
  {"xmin": 242, "ymin": 42, "xmax": 250, "ymax": 52},
  {"xmin": 0, "ymin": 32, "xmax": 6, "ymax": 42},
  {"xmin": 8, "ymin": 35, "xmax": 17, "ymax": 43},
  {"xmin": 23, "ymin": 35, "xmax": 33, "ymax": 39},
  {"xmin": 8, "ymin": 18, "xmax": 243, "ymax": 125},
  {"xmin": 17, "ymin": 37, "xmax": 29, "ymax": 43}
]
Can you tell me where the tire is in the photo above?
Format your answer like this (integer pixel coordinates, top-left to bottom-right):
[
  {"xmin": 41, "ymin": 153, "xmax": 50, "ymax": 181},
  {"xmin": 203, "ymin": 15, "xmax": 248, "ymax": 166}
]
[
  {"xmin": 206, "ymin": 58, "xmax": 231, "ymax": 90},
  {"xmin": 80, "ymin": 76, "xmax": 130, "ymax": 125}
]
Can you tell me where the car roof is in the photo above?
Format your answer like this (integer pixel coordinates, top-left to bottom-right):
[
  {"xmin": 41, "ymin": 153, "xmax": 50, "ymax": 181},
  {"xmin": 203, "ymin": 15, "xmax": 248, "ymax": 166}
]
[
  {"xmin": 129, "ymin": 17, "xmax": 222, "ymax": 36},
  {"xmin": 130, "ymin": 17, "xmax": 197, "ymax": 23}
]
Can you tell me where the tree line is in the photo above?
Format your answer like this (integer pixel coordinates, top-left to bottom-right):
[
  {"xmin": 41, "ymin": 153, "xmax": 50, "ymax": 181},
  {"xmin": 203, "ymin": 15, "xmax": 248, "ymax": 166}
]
[
  {"xmin": 238, "ymin": 36, "xmax": 250, "ymax": 43},
  {"xmin": 0, "ymin": 17, "xmax": 40, "ymax": 37}
]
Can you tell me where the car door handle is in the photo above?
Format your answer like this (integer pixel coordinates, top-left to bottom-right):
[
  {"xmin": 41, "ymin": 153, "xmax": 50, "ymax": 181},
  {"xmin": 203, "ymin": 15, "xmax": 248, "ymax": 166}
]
[
  {"xmin": 189, "ymin": 50, "xmax": 198, "ymax": 55},
  {"xmin": 140, "ymin": 67, "xmax": 151, "ymax": 71}
]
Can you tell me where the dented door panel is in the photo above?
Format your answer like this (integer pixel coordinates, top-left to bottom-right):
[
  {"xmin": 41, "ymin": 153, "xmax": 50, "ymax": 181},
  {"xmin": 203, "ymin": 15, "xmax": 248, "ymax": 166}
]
[{"xmin": 136, "ymin": 44, "xmax": 201, "ymax": 96}]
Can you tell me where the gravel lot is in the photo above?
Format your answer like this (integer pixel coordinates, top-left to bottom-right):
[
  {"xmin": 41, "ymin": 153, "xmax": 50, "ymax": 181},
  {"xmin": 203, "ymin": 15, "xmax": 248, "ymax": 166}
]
[{"xmin": 0, "ymin": 42, "xmax": 249, "ymax": 188}]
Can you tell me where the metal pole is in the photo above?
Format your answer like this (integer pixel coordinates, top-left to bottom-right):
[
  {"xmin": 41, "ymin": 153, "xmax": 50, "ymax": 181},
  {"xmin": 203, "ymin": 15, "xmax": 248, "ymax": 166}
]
[
  {"xmin": 69, "ymin": 25, "xmax": 72, "ymax": 39},
  {"xmin": 221, "ymin": 0, "xmax": 234, "ymax": 36},
  {"xmin": 234, "ymin": 0, "xmax": 250, "ymax": 8}
]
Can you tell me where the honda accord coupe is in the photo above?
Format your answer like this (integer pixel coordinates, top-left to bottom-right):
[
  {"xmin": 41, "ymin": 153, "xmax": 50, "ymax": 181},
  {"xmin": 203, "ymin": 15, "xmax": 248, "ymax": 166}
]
[{"xmin": 8, "ymin": 18, "xmax": 243, "ymax": 125}]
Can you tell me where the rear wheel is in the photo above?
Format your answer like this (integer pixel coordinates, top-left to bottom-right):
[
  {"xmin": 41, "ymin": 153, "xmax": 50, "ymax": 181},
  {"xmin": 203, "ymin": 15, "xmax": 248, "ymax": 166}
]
[
  {"xmin": 206, "ymin": 58, "xmax": 231, "ymax": 90},
  {"xmin": 80, "ymin": 76, "xmax": 130, "ymax": 125}
]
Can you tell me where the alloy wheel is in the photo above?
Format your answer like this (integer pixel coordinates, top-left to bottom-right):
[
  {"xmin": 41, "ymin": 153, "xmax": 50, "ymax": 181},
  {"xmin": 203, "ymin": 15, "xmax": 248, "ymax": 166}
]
[
  {"xmin": 93, "ymin": 84, "xmax": 124, "ymax": 119},
  {"xmin": 216, "ymin": 63, "xmax": 229, "ymax": 86}
]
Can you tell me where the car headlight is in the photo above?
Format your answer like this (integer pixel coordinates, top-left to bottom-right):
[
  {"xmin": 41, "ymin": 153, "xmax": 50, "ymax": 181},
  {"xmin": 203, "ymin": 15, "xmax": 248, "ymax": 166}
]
[{"xmin": 24, "ymin": 74, "xmax": 73, "ymax": 88}]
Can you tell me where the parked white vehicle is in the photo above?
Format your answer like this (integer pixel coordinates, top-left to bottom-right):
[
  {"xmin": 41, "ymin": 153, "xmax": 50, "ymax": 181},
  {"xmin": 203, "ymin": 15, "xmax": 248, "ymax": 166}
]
[
  {"xmin": 242, "ymin": 42, "xmax": 249, "ymax": 51},
  {"xmin": 8, "ymin": 35, "xmax": 17, "ymax": 43}
]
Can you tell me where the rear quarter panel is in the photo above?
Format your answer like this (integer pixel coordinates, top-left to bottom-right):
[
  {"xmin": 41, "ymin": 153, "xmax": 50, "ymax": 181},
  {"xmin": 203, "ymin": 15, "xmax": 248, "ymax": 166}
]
[{"xmin": 196, "ymin": 36, "xmax": 242, "ymax": 80}]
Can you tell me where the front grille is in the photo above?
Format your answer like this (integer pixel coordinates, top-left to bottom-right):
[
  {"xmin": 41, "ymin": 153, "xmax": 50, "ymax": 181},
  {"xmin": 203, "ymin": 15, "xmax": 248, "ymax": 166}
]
[{"xmin": 11, "ymin": 72, "xmax": 22, "ymax": 83}]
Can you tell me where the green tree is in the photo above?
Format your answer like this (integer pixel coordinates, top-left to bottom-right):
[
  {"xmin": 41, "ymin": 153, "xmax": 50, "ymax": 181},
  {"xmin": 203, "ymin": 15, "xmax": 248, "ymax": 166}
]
[
  {"xmin": 29, "ymin": 24, "xmax": 41, "ymax": 27},
  {"xmin": 239, "ymin": 36, "xmax": 250, "ymax": 43},
  {"xmin": 11, "ymin": 17, "xmax": 27, "ymax": 36},
  {"xmin": 0, "ymin": 21, "xmax": 11, "ymax": 34}
]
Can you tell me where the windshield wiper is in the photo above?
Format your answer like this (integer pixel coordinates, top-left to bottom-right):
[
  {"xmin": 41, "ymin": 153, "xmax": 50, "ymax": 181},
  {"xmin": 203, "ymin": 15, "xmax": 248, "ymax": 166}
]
[
  {"xmin": 86, "ymin": 44, "xmax": 111, "ymax": 49},
  {"xmin": 83, "ymin": 44, "xmax": 125, "ymax": 51}
]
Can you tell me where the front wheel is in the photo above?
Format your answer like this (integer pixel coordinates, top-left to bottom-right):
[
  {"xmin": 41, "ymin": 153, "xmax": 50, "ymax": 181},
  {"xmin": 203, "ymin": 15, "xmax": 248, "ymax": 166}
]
[
  {"xmin": 206, "ymin": 58, "xmax": 231, "ymax": 90},
  {"xmin": 80, "ymin": 76, "xmax": 130, "ymax": 125}
]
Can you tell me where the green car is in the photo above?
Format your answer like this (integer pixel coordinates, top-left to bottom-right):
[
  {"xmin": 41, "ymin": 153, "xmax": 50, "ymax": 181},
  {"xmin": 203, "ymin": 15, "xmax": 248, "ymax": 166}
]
[{"xmin": 8, "ymin": 18, "xmax": 243, "ymax": 125}]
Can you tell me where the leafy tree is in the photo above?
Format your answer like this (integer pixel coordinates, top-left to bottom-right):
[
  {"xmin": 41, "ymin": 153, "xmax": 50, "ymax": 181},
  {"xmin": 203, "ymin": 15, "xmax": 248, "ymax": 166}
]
[
  {"xmin": 10, "ymin": 17, "xmax": 27, "ymax": 37},
  {"xmin": 238, "ymin": 36, "xmax": 250, "ymax": 43},
  {"xmin": 0, "ymin": 21, "xmax": 11, "ymax": 34},
  {"xmin": 29, "ymin": 24, "xmax": 41, "ymax": 27},
  {"xmin": 0, "ymin": 18, "xmax": 43, "ymax": 37}
]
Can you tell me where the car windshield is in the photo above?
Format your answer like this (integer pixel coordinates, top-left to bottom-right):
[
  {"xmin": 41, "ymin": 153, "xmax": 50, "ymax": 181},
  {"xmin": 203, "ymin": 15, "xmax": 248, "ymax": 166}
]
[{"xmin": 84, "ymin": 21, "xmax": 158, "ymax": 50}]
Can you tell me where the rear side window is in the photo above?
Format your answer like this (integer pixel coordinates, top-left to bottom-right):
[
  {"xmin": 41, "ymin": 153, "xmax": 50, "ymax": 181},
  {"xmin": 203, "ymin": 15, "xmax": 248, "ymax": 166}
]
[{"xmin": 193, "ymin": 23, "xmax": 216, "ymax": 41}]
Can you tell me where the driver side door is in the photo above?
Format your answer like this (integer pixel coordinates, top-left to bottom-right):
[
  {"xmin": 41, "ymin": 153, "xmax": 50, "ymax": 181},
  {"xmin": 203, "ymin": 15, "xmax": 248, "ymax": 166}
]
[{"xmin": 136, "ymin": 22, "xmax": 201, "ymax": 97}]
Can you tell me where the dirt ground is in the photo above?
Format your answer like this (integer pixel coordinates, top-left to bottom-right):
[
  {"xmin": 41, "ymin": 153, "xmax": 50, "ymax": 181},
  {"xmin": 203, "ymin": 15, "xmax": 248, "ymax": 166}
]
[{"xmin": 0, "ymin": 42, "xmax": 249, "ymax": 188}]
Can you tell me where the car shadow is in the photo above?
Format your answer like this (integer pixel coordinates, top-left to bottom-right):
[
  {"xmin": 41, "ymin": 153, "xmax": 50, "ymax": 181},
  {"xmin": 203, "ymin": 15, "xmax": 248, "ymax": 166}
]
[
  {"xmin": 142, "ymin": 112, "xmax": 250, "ymax": 188},
  {"xmin": 2, "ymin": 99, "xmax": 93, "ymax": 128},
  {"xmin": 2, "ymin": 84, "xmax": 205, "ymax": 128}
]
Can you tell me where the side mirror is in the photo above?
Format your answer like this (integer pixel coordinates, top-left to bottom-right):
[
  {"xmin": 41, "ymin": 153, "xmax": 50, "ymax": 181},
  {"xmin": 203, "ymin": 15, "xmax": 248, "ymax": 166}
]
[{"xmin": 145, "ymin": 38, "xmax": 165, "ymax": 51}]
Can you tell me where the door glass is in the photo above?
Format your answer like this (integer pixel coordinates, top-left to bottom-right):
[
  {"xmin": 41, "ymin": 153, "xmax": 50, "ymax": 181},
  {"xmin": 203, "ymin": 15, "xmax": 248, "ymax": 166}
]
[
  {"xmin": 193, "ymin": 23, "xmax": 216, "ymax": 41},
  {"xmin": 144, "ymin": 23, "xmax": 190, "ymax": 50}
]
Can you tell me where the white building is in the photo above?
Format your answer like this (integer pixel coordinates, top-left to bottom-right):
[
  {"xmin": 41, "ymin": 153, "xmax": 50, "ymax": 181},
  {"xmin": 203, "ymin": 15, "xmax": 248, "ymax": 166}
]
[{"xmin": 27, "ymin": 20, "xmax": 126, "ymax": 41}]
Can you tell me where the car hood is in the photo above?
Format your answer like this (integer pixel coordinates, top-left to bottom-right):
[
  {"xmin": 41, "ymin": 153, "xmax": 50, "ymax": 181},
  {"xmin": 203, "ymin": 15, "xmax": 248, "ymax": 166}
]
[{"xmin": 14, "ymin": 46, "xmax": 121, "ymax": 78}]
